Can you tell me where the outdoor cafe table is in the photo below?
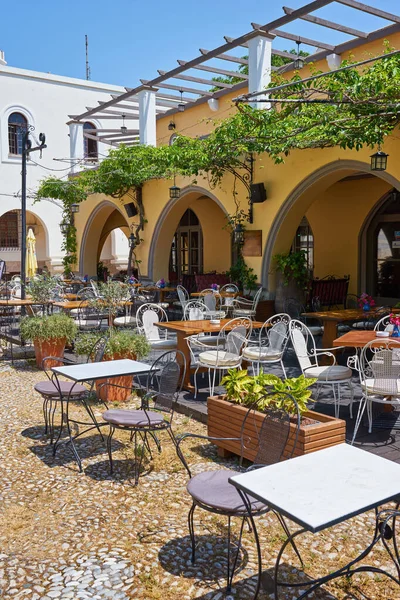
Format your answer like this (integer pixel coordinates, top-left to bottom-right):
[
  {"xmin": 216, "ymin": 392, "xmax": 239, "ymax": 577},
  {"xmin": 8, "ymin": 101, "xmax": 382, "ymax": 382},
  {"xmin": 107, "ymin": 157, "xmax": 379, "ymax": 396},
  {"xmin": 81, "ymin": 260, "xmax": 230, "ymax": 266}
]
[
  {"xmin": 51, "ymin": 359, "xmax": 154, "ymax": 471},
  {"xmin": 132, "ymin": 285, "xmax": 176, "ymax": 303},
  {"xmin": 229, "ymin": 444, "xmax": 400, "ymax": 599},
  {"xmin": 333, "ymin": 329, "xmax": 400, "ymax": 349},
  {"xmin": 156, "ymin": 319, "xmax": 264, "ymax": 392},
  {"xmin": 301, "ymin": 308, "xmax": 399, "ymax": 349},
  {"xmin": 191, "ymin": 291, "xmax": 239, "ymax": 298}
]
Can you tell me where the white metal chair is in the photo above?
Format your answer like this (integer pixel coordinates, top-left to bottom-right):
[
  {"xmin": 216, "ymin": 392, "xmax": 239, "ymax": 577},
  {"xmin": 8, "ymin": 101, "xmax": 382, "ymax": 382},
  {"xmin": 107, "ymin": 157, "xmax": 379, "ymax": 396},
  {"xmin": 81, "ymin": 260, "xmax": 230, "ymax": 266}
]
[
  {"xmin": 113, "ymin": 301, "xmax": 137, "ymax": 328},
  {"xmin": 232, "ymin": 287, "xmax": 263, "ymax": 320},
  {"xmin": 219, "ymin": 283, "xmax": 239, "ymax": 312},
  {"xmin": 176, "ymin": 285, "xmax": 189, "ymax": 314},
  {"xmin": 189, "ymin": 317, "xmax": 252, "ymax": 396},
  {"xmin": 350, "ymin": 339, "xmax": 400, "ymax": 443},
  {"xmin": 136, "ymin": 303, "xmax": 177, "ymax": 356},
  {"xmin": 242, "ymin": 313, "xmax": 290, "ymax": 378},
  {"xmin": 184, "ymin": 300, "xmax": 220, "ymax": 347},
  {"xmin": 289, "ymin": 319, "xmax": 354, "ymax": 418},
  {"xmin": 198, "ymin": 289, "xmax": 224, "ymax": 319},
  {"xmin": 374, "ymin": 315, "xmax": 393, "ymax": 333}
]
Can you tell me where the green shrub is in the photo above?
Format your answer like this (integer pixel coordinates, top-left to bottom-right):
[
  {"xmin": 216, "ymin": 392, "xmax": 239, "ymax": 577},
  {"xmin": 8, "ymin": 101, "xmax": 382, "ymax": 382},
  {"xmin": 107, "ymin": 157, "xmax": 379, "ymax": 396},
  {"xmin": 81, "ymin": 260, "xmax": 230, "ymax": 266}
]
[
  {"xmin": 20, "ymin": 313, "xmax": 77, "ymax": 343},
  {"xmin": 75, "ymin": 329, "xmax": 151, "ymax": 360}
]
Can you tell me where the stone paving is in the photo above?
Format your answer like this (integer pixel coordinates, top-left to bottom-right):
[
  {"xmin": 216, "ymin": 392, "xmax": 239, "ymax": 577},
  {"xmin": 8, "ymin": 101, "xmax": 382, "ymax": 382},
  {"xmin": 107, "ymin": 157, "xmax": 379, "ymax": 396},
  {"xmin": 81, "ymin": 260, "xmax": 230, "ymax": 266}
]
[{"xmin": 0, "ymin": 358, "xmax": 399, "ymax": 600}]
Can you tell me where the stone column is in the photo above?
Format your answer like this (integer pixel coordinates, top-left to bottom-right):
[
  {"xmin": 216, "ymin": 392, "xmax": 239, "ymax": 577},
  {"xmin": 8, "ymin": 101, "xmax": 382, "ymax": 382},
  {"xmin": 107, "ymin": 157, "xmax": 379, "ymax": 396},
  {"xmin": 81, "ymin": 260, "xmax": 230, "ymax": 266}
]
[{"xmin": 248, "ymin": 33, "xmax": 274, "ymax": 109}]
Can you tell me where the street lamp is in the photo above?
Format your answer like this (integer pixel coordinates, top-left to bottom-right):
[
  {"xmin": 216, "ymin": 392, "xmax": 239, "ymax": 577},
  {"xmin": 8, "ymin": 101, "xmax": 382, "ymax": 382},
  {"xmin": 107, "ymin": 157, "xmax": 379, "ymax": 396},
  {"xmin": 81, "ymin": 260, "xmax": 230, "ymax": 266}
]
[
  {"xmin": 129, "ymin": 232, "xmax": 136, "ymax": 249},
  {"xmin": 127, "ymin": 229, "xmax": 136, "ymax": 277},
  {"xmin": 370, "ymin": 150, "xmax": 388, "ymax": 171}
]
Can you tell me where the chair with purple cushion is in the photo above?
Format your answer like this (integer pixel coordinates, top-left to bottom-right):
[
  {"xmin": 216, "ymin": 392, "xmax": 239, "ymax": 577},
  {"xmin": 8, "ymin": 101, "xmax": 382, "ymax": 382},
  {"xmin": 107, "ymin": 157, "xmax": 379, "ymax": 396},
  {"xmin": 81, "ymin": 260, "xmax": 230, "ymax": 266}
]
[
  {"xmin": 34, "ymin": 335, "xmax": 107, "ymax": 443},
  {"xmin": 175, "ymin": 393, "xmax": 301, "ymax": 595},
  {"xmin": 102, "ymin": 350, "xmax": 186, "ymax": 485}
]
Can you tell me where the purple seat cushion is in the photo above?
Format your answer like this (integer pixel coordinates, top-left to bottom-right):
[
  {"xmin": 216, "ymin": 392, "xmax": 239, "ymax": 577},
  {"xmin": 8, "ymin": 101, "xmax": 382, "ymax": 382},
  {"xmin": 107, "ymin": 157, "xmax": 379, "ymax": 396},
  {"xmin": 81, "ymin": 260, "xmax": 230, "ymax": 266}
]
[
  {"xmin": 187, "ymin": 470, "xmax": 266, "ymax": 514},
  {"xmin": 102, "ymin": 409, "xmax": 164, "ymax": 428},
  {"xmin": 34, "ymin": 380, "xmax": 87, "ymax": 397}
]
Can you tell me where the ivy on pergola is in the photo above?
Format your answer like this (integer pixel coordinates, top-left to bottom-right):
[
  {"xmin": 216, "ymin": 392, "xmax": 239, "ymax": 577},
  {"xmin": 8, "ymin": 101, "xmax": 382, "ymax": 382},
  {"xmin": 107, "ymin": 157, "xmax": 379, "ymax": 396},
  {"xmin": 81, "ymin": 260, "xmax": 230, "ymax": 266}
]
[{"xmin": 37, "ymin": 48, "xmax": 400, "ymax": 272}]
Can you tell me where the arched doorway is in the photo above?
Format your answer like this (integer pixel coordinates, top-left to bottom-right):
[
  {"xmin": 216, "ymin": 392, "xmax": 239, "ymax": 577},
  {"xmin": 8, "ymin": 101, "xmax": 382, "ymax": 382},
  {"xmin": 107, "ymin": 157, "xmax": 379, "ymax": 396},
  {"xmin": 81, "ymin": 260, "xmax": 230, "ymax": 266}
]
[
  {"xmin": 148, "ymin": 186, "xmax": 230, "ymax": 283},
  {"xmin": 79, "ymin": 202, "xmax": 130, "ymax": 277},
  {"xmin": 362, "ymin": 189, "xmax": 400, "ymax": 304},
  {"xmin": 169, "ymin": 208, "xmax": 203, "ymax": 282},
  {"xmin": 0, "ymin": 209, "xmax": 49, "ymax": 275}
]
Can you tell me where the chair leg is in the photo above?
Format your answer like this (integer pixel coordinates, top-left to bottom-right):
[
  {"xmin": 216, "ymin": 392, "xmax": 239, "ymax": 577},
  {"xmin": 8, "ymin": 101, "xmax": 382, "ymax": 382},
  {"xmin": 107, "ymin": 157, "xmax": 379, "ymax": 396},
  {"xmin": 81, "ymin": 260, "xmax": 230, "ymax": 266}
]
[
  {"xmin": 332, "ymin": 384, "xmax": 338, "ymax": 419},
  {"xmin": 107, "ymin": 426, "xmax": 115, "ymax": 474},
  {"xmin": 194, "ymin": 365, "xmax": 199, "ymax": 399},
  {"xmin": 229, "ymin": 516, "xmax": 246, "ymax": 592},
  {"xmin": 188, "ymin": 502, "xmax": 196, "ymax": 564},
  {"xmin": 227, "ymin": 516, "xmax": 232, "ymax": 592},
  {"xmin": 280, "ymin": 360, "xmax": 287, "ymax": 379},
  {"xmin": 351, "ymin": 397, "xmax": 367, "ymax": 444},
  {"xmin": 347, "ymin": 380, "xmax": 354, "ymax": 419},
  {"xmin": 367, "ymin": 398, "xmax": 373, "ymax": 434}
]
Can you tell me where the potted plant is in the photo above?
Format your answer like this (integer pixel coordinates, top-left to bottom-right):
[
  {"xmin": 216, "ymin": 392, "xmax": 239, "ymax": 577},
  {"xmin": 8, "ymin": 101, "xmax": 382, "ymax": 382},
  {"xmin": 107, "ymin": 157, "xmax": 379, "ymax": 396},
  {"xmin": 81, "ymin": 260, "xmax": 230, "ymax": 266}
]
[
  {"xmin": 20, "ymin": 313, "xmax": 77, "ymax": 368},
  {"xmin": 207, "ymin": 369, "xmax": 346, "ymax": 460},
  {"xmin": 74, "ymin": 329, "xmax": 151, "ymax": 401},
  {"xmin": 226, "ymin": 254, "xmax": 257, "ymax": 293},
  {"xmin": 27, "ymin": 274, "xmax": 60, "ymax": 307},
  {"xmin": 273, "ymin": 251, "xmax": 310, "ymax": 312},
  {"xmin": 91, "ymin": 280, "xmax": 131, "ymax": 325},
  {"xmin": 358, "ymin": 292, "xmax": 375, "ymax": 312}
]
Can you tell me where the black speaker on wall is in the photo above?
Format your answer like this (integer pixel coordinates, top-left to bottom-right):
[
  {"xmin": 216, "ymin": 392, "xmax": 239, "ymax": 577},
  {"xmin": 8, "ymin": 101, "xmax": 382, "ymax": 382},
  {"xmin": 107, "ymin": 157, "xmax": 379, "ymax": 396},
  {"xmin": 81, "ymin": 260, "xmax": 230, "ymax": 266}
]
[
  {"xmin": 250, "ymin": 182, "xmax": 267, "ymax": 204},
  {"xmin": 124, "ymin": 202, "xmax": 138, "ymax": 218}
]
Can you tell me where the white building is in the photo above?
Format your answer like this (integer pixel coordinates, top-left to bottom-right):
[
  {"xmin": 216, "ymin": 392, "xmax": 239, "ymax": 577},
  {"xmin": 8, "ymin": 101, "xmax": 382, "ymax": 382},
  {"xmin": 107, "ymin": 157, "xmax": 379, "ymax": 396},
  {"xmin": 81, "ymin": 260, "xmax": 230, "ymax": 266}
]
[{"xmin": 0, "ymin": 50, "xmax": 130, "ymax": 276}]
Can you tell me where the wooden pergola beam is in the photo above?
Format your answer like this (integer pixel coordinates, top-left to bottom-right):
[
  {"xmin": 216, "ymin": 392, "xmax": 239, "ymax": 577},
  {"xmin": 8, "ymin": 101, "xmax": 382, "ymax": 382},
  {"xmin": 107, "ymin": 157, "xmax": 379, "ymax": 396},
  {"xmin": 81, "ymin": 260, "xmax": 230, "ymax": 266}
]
[
  {"xmin": 84, "ymin": 129, "xmax": 140, "ymax": 135},
  {"xmin": 200, "ymin": 50, "xmax": 248, "ymax": 65},
  {"xmin": 251, "ymin": 24, "xmax": 335, "ymax": 50},
  {"xmin": 158, "ymin": 70, "xmax": 234, "ymax": 89},
  {"xmin": 336, "ymin": 0, "xmax": 400, "ymax": 24},
  {"xmin": 283, "ymin": 6, "xmax": 368, "ymax": 37},
  {"xmin": 177, "ymin": 60, "xmax": 248, "ymax": 79},
  {"xmin": 141, "ymin": 79, "xmax": 212, "ymax": 96}
]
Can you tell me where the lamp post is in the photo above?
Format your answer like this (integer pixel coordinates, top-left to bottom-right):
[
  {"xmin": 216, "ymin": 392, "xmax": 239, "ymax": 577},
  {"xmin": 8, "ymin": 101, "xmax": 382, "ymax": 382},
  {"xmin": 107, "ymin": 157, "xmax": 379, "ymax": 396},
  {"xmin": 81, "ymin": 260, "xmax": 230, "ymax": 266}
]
[
  {"xmin": 20, "ymin": 127, "xmax": 46, "ymax": 299},
  {"xmin": 127, "ymin": 229, "xmax": 136, "ymax": 277}
]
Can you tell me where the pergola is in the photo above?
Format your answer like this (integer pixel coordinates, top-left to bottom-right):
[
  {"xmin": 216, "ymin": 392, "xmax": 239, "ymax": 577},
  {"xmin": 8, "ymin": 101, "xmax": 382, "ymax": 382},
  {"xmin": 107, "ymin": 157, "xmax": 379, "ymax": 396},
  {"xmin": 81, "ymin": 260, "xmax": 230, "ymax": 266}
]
[{"xmin": 70, "ymin": 0, "xmax": 400, "ymax": 149}]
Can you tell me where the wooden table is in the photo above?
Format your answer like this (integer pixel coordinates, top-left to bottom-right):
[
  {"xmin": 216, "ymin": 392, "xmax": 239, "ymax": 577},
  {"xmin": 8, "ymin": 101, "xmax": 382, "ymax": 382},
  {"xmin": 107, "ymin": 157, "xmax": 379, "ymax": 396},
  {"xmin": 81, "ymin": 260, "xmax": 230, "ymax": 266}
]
[
  {"xmin": 0, "ymin": 299, "xmax": 52, "ymax": 307},
  {"xmin": 135, "ymin": 286, "xmax": 175, "ymax": 303},
  {"xmin": 156, "ymin": 319, "xmax": 264, "ymax": 392},
  {"xmin": 302, "ymin": 308, "xmax": 397, "ymax": 349},
  {"xmin": 333, "ymin": 330, "xmax": 400, "ymax": 349},
  {"xmin": 53, "ymin": 300, "xmax": 88, "ymax": 311},
  {"xmin": 191, "ymin": 291, "xmax": 238, "ymax": 298}
]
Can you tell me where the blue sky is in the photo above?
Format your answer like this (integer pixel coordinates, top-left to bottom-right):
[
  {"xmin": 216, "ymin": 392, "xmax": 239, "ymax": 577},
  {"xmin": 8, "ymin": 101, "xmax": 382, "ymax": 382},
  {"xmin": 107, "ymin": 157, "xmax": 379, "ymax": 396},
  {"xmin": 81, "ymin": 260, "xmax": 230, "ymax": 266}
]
[{"xmin": 0, "ymin": 0, "xmax": 399, "ymax": 86}]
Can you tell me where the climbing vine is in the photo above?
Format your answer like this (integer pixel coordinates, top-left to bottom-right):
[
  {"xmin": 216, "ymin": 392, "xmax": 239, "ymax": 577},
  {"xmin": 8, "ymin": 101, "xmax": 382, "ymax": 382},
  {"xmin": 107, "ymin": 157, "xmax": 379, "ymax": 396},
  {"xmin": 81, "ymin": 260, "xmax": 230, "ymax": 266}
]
[{"xmin": 36, "ymin": 46, "xmax": 400, "ymax": 273}]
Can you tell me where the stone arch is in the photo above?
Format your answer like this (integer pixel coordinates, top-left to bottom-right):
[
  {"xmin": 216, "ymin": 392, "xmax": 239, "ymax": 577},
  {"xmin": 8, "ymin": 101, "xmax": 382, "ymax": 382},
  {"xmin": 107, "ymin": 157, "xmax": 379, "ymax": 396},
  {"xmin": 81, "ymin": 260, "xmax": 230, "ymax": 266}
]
[
  {"xmin": 79, "ymin": 200, "xmax": 129, "ymax": 275},
  {"xmin": 261, "ymin": 159, "xmax": 400, "ymax": 289},
  {"xmin": 147, "ymin": 185, "xmax": 230, "ymax": 281}
]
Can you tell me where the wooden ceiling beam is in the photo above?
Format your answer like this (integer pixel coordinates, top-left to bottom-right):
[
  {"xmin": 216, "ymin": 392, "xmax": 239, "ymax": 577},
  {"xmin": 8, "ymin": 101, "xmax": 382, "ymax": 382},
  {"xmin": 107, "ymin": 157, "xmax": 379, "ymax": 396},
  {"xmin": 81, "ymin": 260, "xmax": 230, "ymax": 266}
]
[
  {"xmin": 178, "ymin": 60, "xmax": 248, "ymax": 79},
  {"xmin": 158, "ymin": 69, "xmax": 234, "ymax": 88},
  {"xmin": 336, "ymin": 0, "xmax": 400, "ymax": 24},
  {"xmin": 141, "ymin": 79, "xmax": 212, "ymax": 96}
]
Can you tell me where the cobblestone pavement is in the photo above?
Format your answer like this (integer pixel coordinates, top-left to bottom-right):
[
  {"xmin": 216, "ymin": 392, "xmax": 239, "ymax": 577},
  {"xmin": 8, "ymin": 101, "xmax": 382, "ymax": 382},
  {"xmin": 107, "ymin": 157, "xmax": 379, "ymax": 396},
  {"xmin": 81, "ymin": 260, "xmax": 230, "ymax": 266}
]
[{"xmin": 0, "ymin": 360, "xmax": 398, "ymax": 600}]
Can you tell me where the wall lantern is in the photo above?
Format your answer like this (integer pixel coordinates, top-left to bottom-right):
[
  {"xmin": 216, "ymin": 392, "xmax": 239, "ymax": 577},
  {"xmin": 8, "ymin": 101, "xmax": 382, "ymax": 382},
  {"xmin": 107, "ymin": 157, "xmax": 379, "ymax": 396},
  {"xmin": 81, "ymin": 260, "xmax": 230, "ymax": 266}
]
[
  {"xmin": 234, "ymin": 223, "xmax": 245, "ymax": 246},
  {"xmin": 168, "ymin": 121, "xmax": 176, "ymax": 130},
  {"xmin": 71, "ymin": 203, "xmax": 80, "ymax": 214},
  {"xmin": 208, "ymin": 98, "xmax": 219, "ymax": 112},
  {"xmin": 60, "ymin": 221, "xmax": 69, "ymax": 235},
  {"xmin": 370, "ymin": 150, "xmax": 388, "ymax": 171},
  {"xmin": 129, "ymin": 232, "xmax": 136, "ymax": 249},
  {"xmin": 294, "ymin": 40, "xmax": 304, "ymax": 70}
]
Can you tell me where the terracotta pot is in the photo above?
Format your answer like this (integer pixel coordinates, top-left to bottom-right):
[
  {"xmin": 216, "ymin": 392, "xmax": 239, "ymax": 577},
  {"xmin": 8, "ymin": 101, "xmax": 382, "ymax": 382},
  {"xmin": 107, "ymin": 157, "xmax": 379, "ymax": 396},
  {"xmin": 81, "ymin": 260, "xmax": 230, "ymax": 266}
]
[
  {"xmin": 274, "ymin": 272, "xmax": 305, "ymax": 313},
  {"xmin": 34, "ymin": 338, "xmax": 66, "ymax": 369},
  {"xmin": 96, "ymin": 352, "xmax": 136, "ymax": 402},
  {"xmin": 207, "ymin": 395, "xmax": 346, "ymax": 460}
]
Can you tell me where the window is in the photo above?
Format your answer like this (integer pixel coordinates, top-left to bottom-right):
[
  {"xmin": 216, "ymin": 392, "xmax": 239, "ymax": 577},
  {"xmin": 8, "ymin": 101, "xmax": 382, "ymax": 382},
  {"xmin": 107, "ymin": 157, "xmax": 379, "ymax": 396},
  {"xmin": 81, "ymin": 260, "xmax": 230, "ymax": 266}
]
[
  {"xmin": 292, "ymin": 216, "xmax": 314, "ymax": 272},
  {"xmin": 0, "ymin": 211, "xmax": 19, "ymax": 248},
  {"xmin": 83, "ymin": 122, "xmax": 98, "ymax": 159},
  {"xmin": 169, "ymin": 209, "xmax": 203, "ymax": 278},
  {"xmin": 8, "ymin": 112, "xmax": 27, "ymax": 155}
]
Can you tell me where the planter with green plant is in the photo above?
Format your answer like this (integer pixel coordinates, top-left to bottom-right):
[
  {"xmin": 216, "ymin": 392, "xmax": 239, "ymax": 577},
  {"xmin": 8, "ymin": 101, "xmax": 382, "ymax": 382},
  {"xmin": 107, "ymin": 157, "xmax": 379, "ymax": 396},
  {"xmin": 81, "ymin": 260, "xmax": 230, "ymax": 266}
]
[
  {"xmin": 273, "ymin": 251, "xmax": 310, "ymax": 313},
  {"xmin": 207, "ymin": 369, "xmax": 346, "ymax": 460},
  {"xmin": 20, "ymin": 313, "xmax": 77, "ymax": 368},
  {"xmin": 27, "ymin": 274, "xmax": 61, "ymax": 307},
  {"xmin": 75, "ymin": 329, "xmax": 151, "ymax": 401}
]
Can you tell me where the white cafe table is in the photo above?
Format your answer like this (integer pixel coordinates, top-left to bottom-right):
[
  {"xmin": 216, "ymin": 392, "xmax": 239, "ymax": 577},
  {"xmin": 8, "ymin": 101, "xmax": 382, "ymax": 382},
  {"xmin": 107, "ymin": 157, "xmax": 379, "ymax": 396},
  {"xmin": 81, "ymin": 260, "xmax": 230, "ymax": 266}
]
[
  {"xmin": 229, "ymin": 444, "xmax": 400, "ymax": 599},
  {"xmin": 51, "ymin": 359, "xmax": 154, "ymax": 471}
]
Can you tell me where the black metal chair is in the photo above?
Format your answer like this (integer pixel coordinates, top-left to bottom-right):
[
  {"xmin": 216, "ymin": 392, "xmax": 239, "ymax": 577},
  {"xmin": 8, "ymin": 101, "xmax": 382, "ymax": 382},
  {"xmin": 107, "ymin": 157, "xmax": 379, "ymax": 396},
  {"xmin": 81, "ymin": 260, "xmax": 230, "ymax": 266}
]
[
  {"xmin": 175, "ymin": 393, "xmax": 301, "ymax": 595},
  {"xmin": 102, "ymin": 350, "xmax": 186, "ymax": 485}
]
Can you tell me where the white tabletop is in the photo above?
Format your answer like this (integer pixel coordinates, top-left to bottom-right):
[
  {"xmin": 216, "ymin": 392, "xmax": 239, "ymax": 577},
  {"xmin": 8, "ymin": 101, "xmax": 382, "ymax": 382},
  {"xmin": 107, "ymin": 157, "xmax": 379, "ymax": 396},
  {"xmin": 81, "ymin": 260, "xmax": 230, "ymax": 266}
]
[
  {"xmin": 229, "ymin": 444, "xmax": 400, "ymax": 533},
  {"xmin": 52, "ymin": 359, "xmax": 153, "ymax": 382}
]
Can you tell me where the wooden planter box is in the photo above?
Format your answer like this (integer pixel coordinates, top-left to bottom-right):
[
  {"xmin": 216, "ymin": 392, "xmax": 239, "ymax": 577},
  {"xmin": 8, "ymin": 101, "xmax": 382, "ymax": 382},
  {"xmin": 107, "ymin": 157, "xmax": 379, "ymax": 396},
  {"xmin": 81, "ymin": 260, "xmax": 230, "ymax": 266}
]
[{"xmin": 207, "ymin": 396, "xmax": 346, "ymax": 461}]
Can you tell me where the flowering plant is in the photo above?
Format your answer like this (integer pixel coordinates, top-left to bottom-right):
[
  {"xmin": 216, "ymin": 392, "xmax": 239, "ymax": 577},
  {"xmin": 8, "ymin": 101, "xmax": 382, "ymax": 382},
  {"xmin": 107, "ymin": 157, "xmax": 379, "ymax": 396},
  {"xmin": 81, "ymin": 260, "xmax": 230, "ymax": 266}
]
[
  {"xmin": 390, "ymin": 313, "xmax": 400, "ymax": 326},
  {"xmin": 358, "ymin": 293, "xmax": 375, "ymax": 308},
  {"xmin": 156, "ymin": 278, "xmax": 166, "ymax": 288},
  {"xmin": 210, "ymin": 283, "xmax": 219, "ymax": 291}
]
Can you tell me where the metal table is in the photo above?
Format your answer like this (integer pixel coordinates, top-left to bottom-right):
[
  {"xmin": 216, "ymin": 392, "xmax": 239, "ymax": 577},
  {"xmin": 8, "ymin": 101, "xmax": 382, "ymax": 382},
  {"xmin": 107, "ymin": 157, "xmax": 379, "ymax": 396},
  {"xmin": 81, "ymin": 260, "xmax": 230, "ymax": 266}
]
[
  {"xmin": 51, "ymin": 359, "xmax": 154, "ymax": 471},
  {"xmin": 229, "ymin": 444, "xmax": 400, "ymax": 599}
]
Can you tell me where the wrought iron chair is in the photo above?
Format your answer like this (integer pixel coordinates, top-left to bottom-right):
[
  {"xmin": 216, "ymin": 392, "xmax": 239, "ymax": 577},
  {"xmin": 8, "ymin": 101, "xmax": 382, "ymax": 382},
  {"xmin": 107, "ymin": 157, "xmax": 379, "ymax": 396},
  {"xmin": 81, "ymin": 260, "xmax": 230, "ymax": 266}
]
[
  {"xmin": 352, "ymin": 306, "xmax": 391, "ymax": 331},
  {"xmin": 232, "ymin": 286, "xmax": 263, "ymax": 320},
  {"xmin": 284, "ymin": 297, "xmax": 323, "ymax": 337},
  {"xmin": 193, "ymin": 317, "xmax": 252, "ymax": 396},
  {"xmin": 177, "ymin": 284, "xmax": 190, "ymax": 313},
  {"xmin": 102, "ymin": 350, "xmax": 185, "ymax": 485},
  {"xmin": 76, "ymin": 300, "xmax": 105, "ymax": 331},
  {"xmin": 374, "ymin": 314, "xmax": 393, "ymax": 332},
  {"xmin": 242, "ymin": 313, "xmax": 291, "ymax": 378},
  {"xmin": 289, "ymin": 319, "xmax": 354, "ymax": 418},
  {"xmin": 136, "ymin": 303, "xmax": 177, "ymax": 358},
  {"xmin": 350, "ymin": 339, "xmax": 400, "ymax": 443},
  {"xmin": 175, "ymin": 392, "xmax": 301, "ymax": 595},
  {"xmin": 69, "ymin": 287, "xmax": 96, "ymax": 317},
  {"xmin": 198, "ymin": 289, "xmax": 224, "ymax": 319},
  {"xmin": 183, "ymin": 301, "xmax": 219, "ymax": 346}
]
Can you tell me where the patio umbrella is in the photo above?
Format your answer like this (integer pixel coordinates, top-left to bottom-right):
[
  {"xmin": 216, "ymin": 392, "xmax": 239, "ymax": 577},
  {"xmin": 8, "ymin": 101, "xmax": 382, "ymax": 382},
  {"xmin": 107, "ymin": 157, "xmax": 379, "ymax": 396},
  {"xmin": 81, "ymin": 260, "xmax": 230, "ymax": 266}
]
[{"xmin": 26, "ymin": 227, "xmax": 38, "ymax": 279}]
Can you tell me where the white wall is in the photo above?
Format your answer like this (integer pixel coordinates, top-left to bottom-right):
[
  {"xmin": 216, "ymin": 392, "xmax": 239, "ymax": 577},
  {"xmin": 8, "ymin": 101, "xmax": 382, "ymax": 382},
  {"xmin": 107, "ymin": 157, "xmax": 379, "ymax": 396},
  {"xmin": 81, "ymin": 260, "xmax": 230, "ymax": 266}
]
[{"xmin": 0, "ymin": 62, "xmax": 127, "ymax": 272}]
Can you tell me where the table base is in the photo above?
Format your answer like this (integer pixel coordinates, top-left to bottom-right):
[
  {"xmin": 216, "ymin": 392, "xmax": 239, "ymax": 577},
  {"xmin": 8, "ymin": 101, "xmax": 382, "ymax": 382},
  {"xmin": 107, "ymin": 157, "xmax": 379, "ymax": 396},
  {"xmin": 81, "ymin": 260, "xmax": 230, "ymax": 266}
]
[{"xmin": 260, "ymin": 507, "xmax": 400, "ymax": 600}]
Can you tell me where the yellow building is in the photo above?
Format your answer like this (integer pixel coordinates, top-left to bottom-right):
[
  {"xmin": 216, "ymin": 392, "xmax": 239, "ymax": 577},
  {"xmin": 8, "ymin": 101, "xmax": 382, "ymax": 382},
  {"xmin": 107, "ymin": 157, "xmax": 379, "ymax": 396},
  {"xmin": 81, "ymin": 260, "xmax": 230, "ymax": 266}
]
[{"xmin": 69, "ymin": 1, "xmax": 400, "ymax": 305}]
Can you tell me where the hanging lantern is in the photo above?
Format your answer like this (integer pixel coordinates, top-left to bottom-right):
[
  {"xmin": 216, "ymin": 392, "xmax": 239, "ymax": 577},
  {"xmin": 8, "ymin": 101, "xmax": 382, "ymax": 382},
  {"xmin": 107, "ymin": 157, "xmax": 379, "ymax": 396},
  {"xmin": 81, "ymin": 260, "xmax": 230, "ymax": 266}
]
[
  {"xmin": 169, "ymin": 175, "xmax": 180, "ymax": 199},
  {"xmin": 168, "ymin": 121, "xmax": 176, "ymax": 130},
  {"xmin": 71, "ymin": 203, "xmax": 80, "ymax": 214},
  {"xmin": 60, "ymin": 221, "xmax": 69, "ymax": 235},
  {"xmin": 294, "ymin": 40, "xmax": 304, "ymax": 70},
  {"xmin": 234, "ymin": 223, "xmax": 245, "ymax": 246},
  {"xmin": 120, "ymin": 114, "xmax": 128, "ymax": 135},
  {"xmin": 177, "ymin": 90, "xmax": 185, "ymax": 112},
  {"xmin": 370, "ymin": 150, "xmax": 388, "ymax": 171}
]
